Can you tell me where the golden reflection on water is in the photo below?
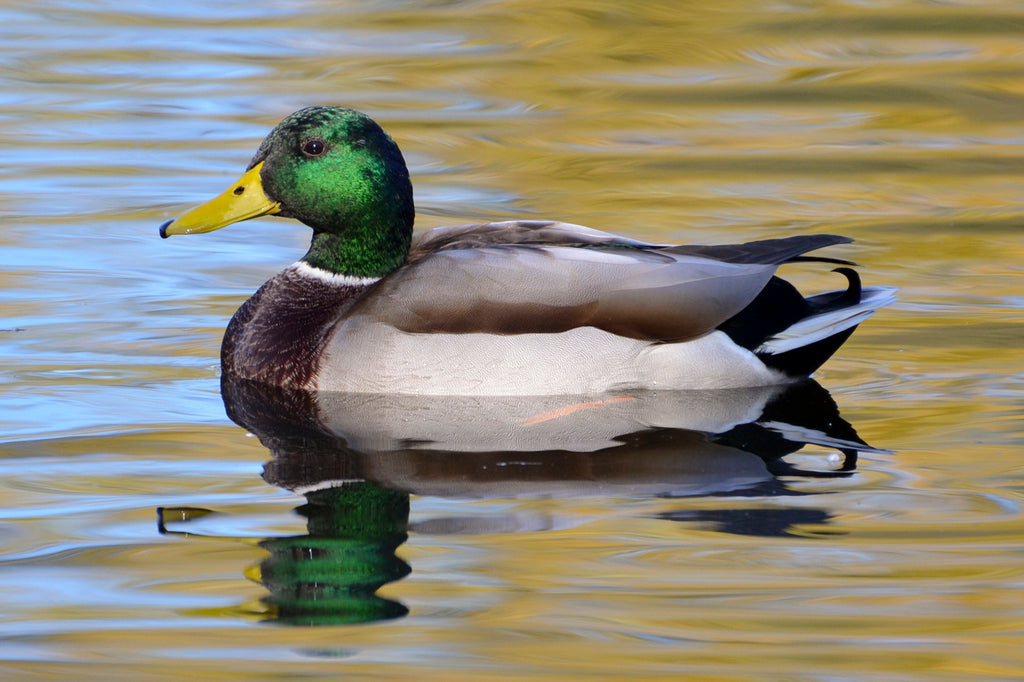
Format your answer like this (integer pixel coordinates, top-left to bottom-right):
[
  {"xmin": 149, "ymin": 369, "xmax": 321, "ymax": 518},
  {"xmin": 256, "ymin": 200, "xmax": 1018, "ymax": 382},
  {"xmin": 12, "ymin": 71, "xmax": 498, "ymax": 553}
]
[{"xmin": 1, "ymin": 0, "xmax": 1023, "ymax": 679}]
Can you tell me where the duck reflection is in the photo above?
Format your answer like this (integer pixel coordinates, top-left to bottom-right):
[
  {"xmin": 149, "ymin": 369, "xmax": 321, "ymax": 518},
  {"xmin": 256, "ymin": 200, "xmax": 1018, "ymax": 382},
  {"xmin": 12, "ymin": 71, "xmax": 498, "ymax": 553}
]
[
  {"xmin": 190, "ymin": 374, "xmax": 881, "ymax": 626},
  {"xmin": 255, "ymin": 482, "xmax": 411, "ymax": 625}
]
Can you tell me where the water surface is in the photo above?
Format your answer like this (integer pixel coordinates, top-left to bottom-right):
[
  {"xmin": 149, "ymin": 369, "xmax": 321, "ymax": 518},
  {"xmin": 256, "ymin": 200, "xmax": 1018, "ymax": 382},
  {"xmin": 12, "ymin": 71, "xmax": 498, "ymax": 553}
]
[{"xmin": 2, "ymin": 1, "xmax": 1023, "ymax": 680}]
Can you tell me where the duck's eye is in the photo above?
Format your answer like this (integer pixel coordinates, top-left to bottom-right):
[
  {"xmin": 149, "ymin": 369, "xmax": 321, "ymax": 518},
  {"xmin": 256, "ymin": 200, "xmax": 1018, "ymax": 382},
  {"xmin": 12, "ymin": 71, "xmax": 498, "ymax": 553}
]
[{"xmin": 302, "ymin": 139, "xmax": 326, "ymax": 157}]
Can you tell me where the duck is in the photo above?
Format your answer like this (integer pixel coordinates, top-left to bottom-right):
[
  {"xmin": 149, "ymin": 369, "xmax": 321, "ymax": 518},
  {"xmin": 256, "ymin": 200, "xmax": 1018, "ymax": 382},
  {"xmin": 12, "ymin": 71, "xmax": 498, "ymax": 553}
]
[{"xmin": 160, "ymin": 106, "xmax": 895, "ymax": 396}]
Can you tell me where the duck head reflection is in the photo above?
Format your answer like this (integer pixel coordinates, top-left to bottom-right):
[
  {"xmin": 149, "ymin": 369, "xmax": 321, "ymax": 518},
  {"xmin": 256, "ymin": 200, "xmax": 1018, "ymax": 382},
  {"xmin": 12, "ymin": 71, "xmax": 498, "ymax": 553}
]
[{"xmin": 177, "ymin": 374, "xmax": 884, "ymax": 625}]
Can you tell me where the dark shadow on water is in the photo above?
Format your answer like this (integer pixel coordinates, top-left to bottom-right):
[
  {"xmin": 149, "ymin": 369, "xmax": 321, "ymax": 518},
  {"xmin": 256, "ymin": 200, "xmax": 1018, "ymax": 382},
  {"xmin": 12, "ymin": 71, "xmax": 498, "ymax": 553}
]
[
  {"xmin": 159, "ymin": 375, "xmax": 884, "ymax": 626},
  {"xmin": 658, "ymin": 507, "xmax": 836, "ymax": 538}
]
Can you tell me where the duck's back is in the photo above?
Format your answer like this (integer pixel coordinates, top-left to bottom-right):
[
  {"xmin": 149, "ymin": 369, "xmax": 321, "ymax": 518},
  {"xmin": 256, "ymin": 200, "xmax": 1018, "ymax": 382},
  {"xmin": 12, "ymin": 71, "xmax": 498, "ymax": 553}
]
[{"xmin": 311, "ymin": 221, "xmax": 891, "ymax": 395}]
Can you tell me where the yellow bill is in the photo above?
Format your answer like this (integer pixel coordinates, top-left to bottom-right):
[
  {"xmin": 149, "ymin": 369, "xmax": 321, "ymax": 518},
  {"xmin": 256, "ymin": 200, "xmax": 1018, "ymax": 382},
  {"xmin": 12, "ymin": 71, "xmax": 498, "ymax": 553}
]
[{"xmin": 159, "ymin": 162, "xmax": 282, "ymax": 238}]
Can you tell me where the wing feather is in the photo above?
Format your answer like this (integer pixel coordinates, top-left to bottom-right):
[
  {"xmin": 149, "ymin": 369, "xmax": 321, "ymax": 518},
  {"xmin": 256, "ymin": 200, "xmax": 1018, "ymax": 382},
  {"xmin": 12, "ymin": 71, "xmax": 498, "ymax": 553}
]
[
  {"xmin": 353, "ymin": 228, "xmax": 767, "ymax": 340},
  {"xmin": 342, "ymin": 221, "xmax": 852, "ymax": 341}
]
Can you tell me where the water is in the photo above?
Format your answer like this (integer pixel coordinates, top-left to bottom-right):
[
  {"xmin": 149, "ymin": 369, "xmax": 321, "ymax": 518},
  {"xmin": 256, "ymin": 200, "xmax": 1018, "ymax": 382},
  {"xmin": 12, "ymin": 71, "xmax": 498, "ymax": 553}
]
[{"xmin": 2, "ymin": 0, "xmax": 1023, "ymax": 679}]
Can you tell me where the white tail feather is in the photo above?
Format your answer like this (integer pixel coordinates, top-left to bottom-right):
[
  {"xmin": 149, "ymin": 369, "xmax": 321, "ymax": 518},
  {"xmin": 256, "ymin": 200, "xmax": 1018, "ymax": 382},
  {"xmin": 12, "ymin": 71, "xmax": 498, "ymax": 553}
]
[
  {"xmin": 756, "ymin": 286, "xmax": 898, "ymax": 355},
  {"xmin": 759, "ymin": 421, "xmax": 890, "ymax": 454}
]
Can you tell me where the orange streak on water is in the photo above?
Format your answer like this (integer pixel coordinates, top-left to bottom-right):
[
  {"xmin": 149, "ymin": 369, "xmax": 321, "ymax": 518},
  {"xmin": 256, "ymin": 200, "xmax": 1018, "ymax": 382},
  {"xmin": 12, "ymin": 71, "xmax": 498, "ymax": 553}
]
[{"xmin": 520, "ymin": 395, "xmax": 636, "ymax": 426}]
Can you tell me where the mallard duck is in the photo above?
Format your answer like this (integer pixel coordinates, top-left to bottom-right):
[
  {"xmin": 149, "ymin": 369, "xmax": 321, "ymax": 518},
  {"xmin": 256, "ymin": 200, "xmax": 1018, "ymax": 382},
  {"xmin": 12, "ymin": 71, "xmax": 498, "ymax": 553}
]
[{"xmin": 160, "ymin": 106, "xmax": 895, "ymax": 395}]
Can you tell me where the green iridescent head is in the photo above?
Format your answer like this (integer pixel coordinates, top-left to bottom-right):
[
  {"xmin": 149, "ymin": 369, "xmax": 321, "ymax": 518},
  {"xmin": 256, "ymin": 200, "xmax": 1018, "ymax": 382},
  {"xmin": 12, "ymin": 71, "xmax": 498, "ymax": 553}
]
[{"xmin": 160, "ymin": 106, "xmax": 415, "ymax": 278}]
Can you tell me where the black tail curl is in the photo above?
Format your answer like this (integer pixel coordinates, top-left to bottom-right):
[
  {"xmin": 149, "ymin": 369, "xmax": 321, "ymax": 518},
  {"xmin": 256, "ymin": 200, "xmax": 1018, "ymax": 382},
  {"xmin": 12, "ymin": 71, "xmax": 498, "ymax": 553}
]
[{"xmin": 717, "ymin": 267, "xmax": 865, "ymax": 377}]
